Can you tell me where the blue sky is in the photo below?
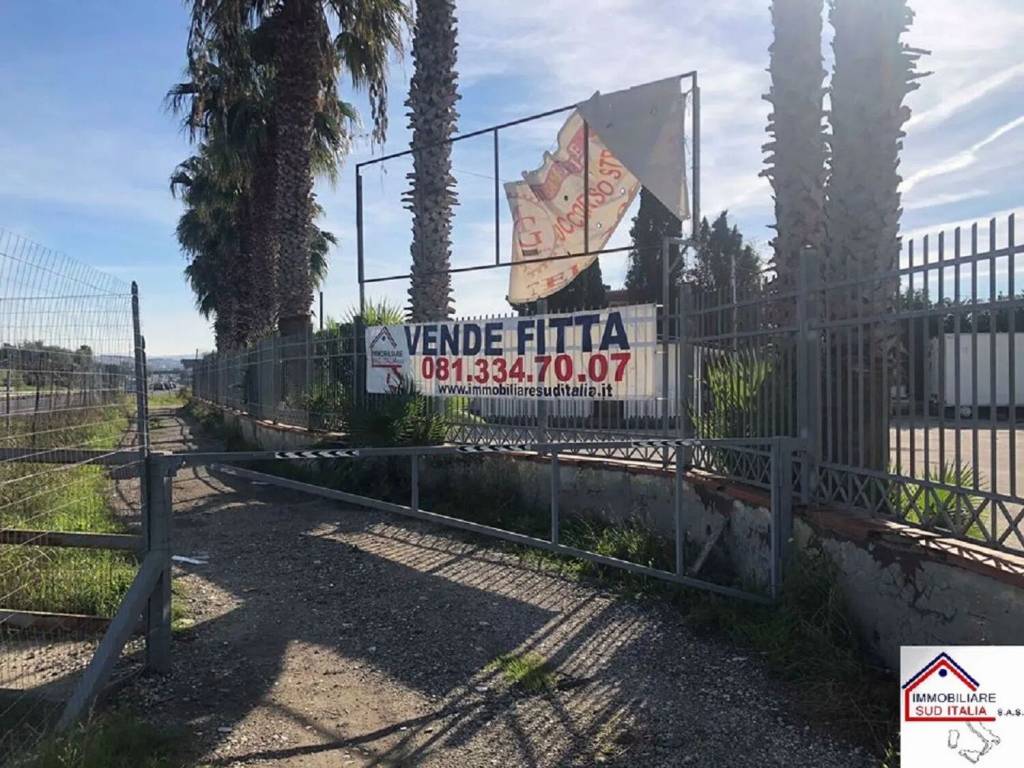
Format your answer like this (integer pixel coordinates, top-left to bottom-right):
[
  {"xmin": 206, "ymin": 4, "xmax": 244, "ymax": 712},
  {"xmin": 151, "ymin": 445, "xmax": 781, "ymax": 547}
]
[{"xmin": 1, "ymin": 0, "xmax": 1022, "ymax": 355}]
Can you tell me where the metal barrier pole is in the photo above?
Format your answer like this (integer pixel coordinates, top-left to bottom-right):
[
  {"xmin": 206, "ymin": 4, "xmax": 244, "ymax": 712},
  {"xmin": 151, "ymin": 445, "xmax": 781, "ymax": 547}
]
[
  {"xmin": 550, "ymin": 450, "xmax": 560, "ymax": 545},
  {"xmin": 674, "ymin": 448, "xmax": 685, "ymax": 577},
  {"xmin": 661, "ymin": 238, "xmax": 671, "ymax": 467},
  {"xmin": 411, "ymin": 454, "xmax": 420, "ymax": 513},
  {"xmin": 769, "ymin": 439, "xmax": 782, "ymax": 599},
  {"xmin": 131, "ymin": 283, "xmax": 151, "ymax": 546},
  {"xmin": 678, "ymin": 281, "xmax": 694, "ymax": 468},
  {"xmin": 145, "ymin": 454, "xmax": 173, "ymax": 673}
]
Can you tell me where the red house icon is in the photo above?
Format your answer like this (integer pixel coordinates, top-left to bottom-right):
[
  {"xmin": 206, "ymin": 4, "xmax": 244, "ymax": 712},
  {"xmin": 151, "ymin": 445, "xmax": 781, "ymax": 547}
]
[{"xmin": 902, "ymin": 652, "xmax": 995, "ymax": 723}]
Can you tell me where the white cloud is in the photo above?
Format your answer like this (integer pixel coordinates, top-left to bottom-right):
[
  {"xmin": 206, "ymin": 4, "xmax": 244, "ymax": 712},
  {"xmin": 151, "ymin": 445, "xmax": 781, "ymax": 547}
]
[
  {"xmin": 903, "ymin": 114, "xmax": 1024, "ymax": 193},
  {"xmin": 907, "ymin": 61, "xmax": 1024, "ymax": 132},
  {"xmin": 904, "ymin": 189, "xmax": 989, "ymax": 212}
]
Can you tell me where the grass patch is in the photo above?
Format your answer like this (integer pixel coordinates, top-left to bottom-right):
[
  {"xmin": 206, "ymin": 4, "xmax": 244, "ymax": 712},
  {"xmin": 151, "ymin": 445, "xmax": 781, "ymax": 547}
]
[
  {"xmin": 147, "ymin": 390, "xmax": 187, "ymax": 409},
  {"xmin": 892, "ymin": 462, "xmax": 987, "ymax": 542},
  {"xmin": 487, "ymin": 652, "xmax": 555, "ymax": 694},
  {"xmin": 685, "ymin": 546, "xmax": 897, "ymax": 755},
  {"xmin": 20, "ymin": 712, "xmax": 188, "ymax": 768},
  {"xmin": 171, "ymin": 579, "xmax": 194, "ymax": 633},
  {"xmin": 0, "ymin": 400, "xmax": 139, "ymax": 617}
]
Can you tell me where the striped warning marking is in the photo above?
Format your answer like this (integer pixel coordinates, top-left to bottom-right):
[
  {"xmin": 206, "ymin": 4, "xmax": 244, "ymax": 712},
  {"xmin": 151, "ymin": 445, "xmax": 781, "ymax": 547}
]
[
  {"xmin": 455, "ymin": 444, "xmax": 535, "ymax": 453},
  {"xmin": 272, "ymin": 448, "xmax": 362, "ymax": 460},
  {"xmin": 270, "ymin": 438, "xmax": 696, "ymax": 461}
]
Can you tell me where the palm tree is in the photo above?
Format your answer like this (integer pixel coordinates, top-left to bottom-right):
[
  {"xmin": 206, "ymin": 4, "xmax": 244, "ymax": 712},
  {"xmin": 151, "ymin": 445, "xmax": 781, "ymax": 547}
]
[
  {"xmin": 268, "ymin": 0, "xmax": 407, "ymax": 336},
  {"xmin": 171, "ymin": 146, "xmax": 246, "ymax": 349},
  {"xmin": 405, "ymin": 0, "xmax": 460, "ymax": 321},
  {"xmin": 172, "ymin": 143, "xmax": 338, "ymax": 351},
  {"xmin": 172, "ymin": 9, "xmax": 360, "ymax": 346},
  {"xmin": 762, "ymin": 0, "xmax": 827, "ymax": 323},
  {"xmin": 170, "ymin": 20, "xmax": 275, "ymax": 343},
  {"xmin": 825, "ymin": 0, "xmax": 923, "ymax": 469},
  {"xmin": 182, "ymin": 0, "xmax": 406, "ymax": 341}
]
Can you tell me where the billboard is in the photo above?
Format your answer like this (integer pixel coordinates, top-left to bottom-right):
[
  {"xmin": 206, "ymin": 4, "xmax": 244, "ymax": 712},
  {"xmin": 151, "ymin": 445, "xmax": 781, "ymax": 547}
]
[
  {"xmin": 366, "ymin": 305, "xmax": 658, "ymax": 400},
  {"xmin": 506, "ymin": 76, "xmax": 689, "ymax": 304},
  {"xmin": 504, "ymin": 111, "xmax": 640, "ymax": 303}
]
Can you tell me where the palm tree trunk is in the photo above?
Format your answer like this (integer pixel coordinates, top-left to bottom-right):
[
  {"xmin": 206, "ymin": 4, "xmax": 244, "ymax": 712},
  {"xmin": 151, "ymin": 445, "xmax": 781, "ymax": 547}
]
[
  {"xmin": 764, "ymin": 0, "xmax": 827, "ymax": 325},
  {"xmin": 249, "ymin": 140, "xmax": 279, "ymax": 339},
  {"xmin": 406, "ymin": 0, "xmax": 459, "ymax": 322},
  {"xmin": 273, "ymin": 0, "xmax": 325, "ymax": 338},
  {"xmin": 826, "ymin": 0, "xmax": 922, "ymax": 471}
]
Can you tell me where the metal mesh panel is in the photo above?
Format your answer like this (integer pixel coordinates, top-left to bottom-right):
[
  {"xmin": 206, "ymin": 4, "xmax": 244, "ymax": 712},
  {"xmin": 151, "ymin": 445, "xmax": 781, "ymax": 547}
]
[{"xmin": 0, "ymin": 229, "xmax": 143, "ymax": 759}]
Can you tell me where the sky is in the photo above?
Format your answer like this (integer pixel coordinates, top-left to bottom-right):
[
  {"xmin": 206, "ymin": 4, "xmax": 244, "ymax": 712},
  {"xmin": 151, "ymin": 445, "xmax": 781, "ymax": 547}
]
[{"xmin": 1, "ymin": 0, "xmax": 1022, "ymax": 356}]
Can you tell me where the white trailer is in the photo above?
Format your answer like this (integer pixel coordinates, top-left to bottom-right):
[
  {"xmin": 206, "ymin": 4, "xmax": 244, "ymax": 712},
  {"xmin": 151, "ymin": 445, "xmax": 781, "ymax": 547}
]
[{"xmin": 930, "ymin": 333, "xmax": 1024, "ymax": 415}]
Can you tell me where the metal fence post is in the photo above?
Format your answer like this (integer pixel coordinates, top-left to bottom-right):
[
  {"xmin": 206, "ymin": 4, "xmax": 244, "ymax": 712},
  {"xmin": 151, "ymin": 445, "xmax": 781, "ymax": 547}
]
[
  {"xmin": 678, "ymin": 282, "xmax": 694, "ymax": 468},
  {"xmin": 796, "ymin": 247, "xmax": 819, "ymax": 504},
  {"xmin": 131, "ymin": 283, "xmax": 151, "ymax": 547},
  {"xmin": 144, "ymin": 454, "xmax": 173, "ymax": 673},
  {"xmin": 769, "ymin": 440, "xmax": 782, "ymax": 599},
  {"xmin": 769, "ymin": 438, "xmax": 795, "ymax": 599},
  {"xmin": 550, "ymin": 450, "xmax": 560, "ymax": 545},
  {"xmin": 536, "ymin": 298, "xmax": 549, "ymax": 446},
  {"xmin": 674, "ymin": 448, "xmax": 685, "ymax": 577},
  {"xmin": 661, "ymin": 238, "xmax": 672, "ymax": 467},
  {"xmin": 411, "ymin": 454, "xmax": 420, "ymax": 513},
  {"xmin": 305, "ymin": 325, "xmax": 313, "ymax": 428},
  {"xmin": 271, "ymin": 335, "xmax": 280, "ymax": 422}
]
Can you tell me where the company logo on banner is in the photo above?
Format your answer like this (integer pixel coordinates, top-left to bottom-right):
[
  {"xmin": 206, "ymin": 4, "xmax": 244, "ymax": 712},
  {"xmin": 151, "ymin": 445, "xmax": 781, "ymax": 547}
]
[
  {"xmin": 901, "ymin": 646, "xmax": 1024, "ymax": 766},
  {"xmin": 365, "ymin": 305, "xmax": 657, "ymax": 400}
]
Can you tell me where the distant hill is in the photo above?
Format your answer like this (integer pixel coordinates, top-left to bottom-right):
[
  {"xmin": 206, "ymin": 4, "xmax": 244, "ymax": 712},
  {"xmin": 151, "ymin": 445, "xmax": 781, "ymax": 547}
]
[{"xmin": 148, "ymin": 356, "xmax": 193, "ymax": 371}]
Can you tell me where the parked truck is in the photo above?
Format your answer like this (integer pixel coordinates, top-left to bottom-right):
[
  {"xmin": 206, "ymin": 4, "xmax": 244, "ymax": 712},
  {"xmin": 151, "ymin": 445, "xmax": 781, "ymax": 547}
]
[{"xmin": 930, "ymin": 333, "xmax": 1024, "ymax": 418}]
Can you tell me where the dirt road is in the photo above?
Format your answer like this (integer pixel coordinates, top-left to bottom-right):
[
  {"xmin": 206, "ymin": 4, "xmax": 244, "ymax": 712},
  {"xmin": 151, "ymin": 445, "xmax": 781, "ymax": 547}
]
[{"xmin": 125, "ymin": 409, "xmax": 875, "ymax": 767}]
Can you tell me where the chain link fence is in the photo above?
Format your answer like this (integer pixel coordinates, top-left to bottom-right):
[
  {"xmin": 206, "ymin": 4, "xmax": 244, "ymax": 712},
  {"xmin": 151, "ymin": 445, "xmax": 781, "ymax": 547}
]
[{"xmin": 0, "ymin": 229, "xmax": 148, "ymax": 760}]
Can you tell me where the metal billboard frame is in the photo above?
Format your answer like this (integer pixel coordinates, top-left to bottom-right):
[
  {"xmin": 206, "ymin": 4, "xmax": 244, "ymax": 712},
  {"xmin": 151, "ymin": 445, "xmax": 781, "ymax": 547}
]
[{"xmin": 353, "ymin": 71, "xmax": 701, "ymax": 315}]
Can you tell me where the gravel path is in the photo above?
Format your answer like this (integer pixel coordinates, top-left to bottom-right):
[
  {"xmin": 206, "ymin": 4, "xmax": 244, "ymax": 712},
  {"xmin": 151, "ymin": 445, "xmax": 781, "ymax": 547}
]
[{"xmin": 125, "ymin": 408, "xmax": 877, "ymax": 767}]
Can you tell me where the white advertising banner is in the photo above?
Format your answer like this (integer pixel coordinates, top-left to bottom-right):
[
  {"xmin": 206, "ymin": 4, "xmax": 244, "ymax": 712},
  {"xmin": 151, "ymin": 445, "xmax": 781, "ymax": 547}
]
[
  {"xmin": 505, "ymin": 111, "xmax": 641, "ymax": 304},
  {"xmin": 366, "ymin": 304, "xmax": 657, "ymax": 400}
]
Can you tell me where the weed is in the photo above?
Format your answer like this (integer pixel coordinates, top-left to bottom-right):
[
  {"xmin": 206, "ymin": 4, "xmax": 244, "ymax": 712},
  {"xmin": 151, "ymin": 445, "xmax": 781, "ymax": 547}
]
[
  {"xmin": 21, "ymin": 712, "xmax": 188, "ymax": 768},
  {"xmin": 684, "ymin": 545, "xmax": 896, "ymax": 754},
  {"xmin": 171, "ymin": 580, "xmax": 193, "ymax": 633},
  {"xmin": 0, "ymin": 400, "xmax": 139, "ymax": 617},
  {"xmin": 487, "ymin": 652, "xmax": 555, "ymax": 694},
  {"xmin": 147, "ymin": 390, "xmax": 187, "ymax": 409}
]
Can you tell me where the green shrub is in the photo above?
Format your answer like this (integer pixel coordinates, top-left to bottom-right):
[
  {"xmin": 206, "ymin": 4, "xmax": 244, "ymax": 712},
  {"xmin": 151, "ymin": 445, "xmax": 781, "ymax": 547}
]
[{"xmin": 890, "ymin": 462, "xmax": 987, "ymax": 540}]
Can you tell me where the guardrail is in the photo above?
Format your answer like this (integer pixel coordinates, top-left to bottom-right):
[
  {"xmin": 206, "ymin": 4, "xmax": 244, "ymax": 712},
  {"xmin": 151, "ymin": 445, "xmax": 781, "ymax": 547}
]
[{"xmin": 158, "ymin": 435, "xmax": 801, "ymax": 604}]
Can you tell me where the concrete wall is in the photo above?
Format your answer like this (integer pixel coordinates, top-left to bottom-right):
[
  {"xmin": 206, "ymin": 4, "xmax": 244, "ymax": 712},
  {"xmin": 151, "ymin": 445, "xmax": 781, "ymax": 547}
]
[{"xmin": 212, "ymin": 407, "xmax": 1024, "ymax": 671}]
